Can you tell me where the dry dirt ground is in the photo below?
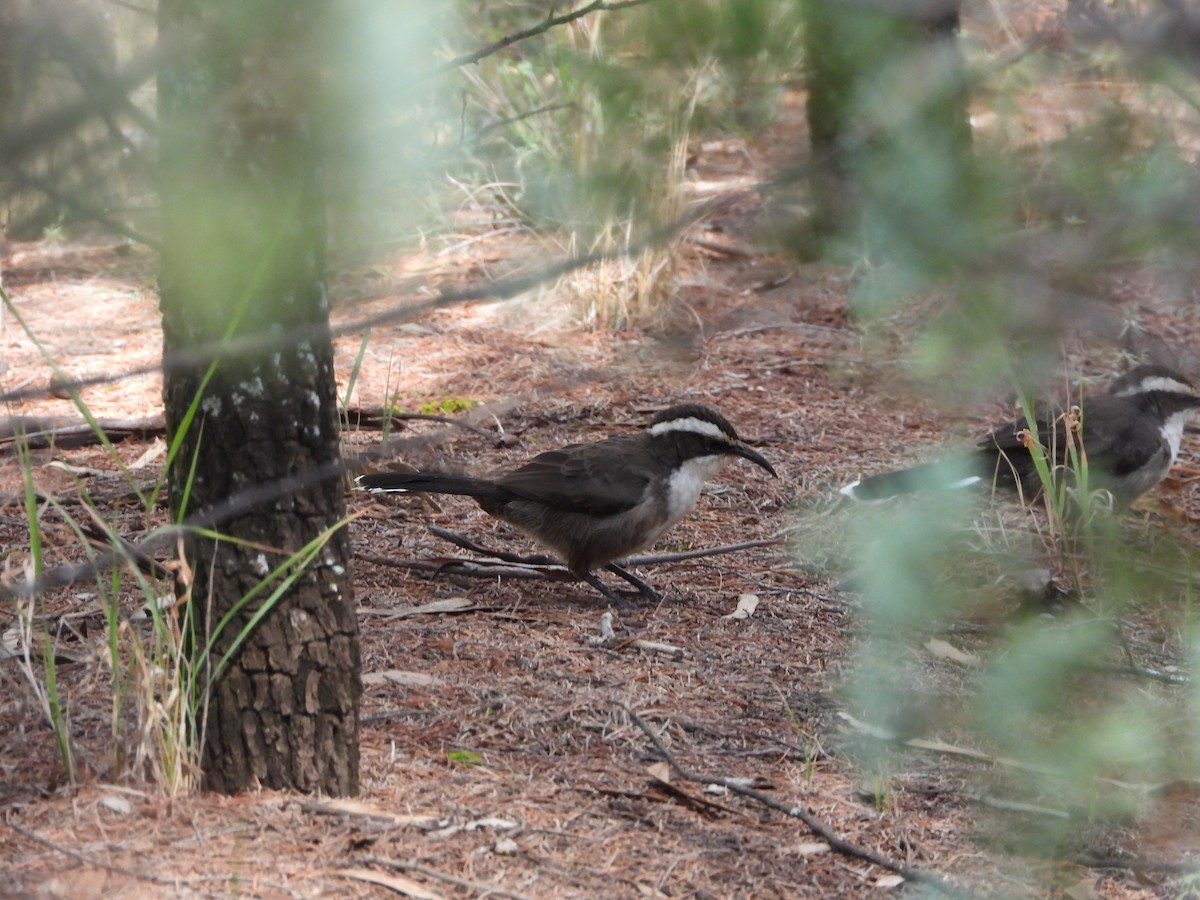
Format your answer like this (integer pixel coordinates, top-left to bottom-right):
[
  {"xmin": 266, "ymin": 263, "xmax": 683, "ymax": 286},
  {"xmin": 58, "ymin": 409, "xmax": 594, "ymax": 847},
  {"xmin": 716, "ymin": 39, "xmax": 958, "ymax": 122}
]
[{"xmin": 7, "ymin": 44, "xmax": 1200, "ymax": 900}]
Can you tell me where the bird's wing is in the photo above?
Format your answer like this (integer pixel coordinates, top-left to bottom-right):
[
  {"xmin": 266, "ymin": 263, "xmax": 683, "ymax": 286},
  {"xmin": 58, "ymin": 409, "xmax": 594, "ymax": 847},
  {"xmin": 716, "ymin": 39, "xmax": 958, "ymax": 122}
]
[
  {"xmin": 982, "ymin": 399, "xmax": 1146, "ymax": 479},
  {"xmin": 1079, "ymin": 401, "xmax": 1160, "ymax": 477},
  {"xmin": 977, "ymin": 404, "xmax": 1075, "ymax": 486},
  {"xmin": 496, "ymin": 438, "xmax": 651, "ymax": 516}
]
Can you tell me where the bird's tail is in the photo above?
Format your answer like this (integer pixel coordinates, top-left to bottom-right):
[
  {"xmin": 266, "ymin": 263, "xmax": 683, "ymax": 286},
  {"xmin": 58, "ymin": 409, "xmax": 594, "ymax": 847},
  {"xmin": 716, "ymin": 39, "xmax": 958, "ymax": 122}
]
[
  {"xmin": 840, "ymin": 457, "xmax": 983, "ymax": 503},
  {"xmin": 355, "ymin": 471, "xmax": 495, "ymax": 498}
]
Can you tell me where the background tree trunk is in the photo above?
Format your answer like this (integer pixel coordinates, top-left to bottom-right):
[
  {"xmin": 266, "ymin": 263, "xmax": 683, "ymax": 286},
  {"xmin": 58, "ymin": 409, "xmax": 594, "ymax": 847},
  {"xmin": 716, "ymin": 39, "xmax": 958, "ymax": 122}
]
[
  {"xmin": 157, "ymin": 0, "xmax": 360, "ymax": 795},
  {"xmin": 802, "ymin": 0, "xmax": 971, "ymax": 248}
]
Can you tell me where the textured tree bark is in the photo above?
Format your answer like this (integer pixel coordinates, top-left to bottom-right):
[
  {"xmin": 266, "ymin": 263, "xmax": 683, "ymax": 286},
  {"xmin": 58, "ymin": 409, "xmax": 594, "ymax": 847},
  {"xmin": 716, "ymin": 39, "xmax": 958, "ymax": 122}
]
[{"xmin": 157, "ymin": 0, "xmax": 360, "ymax": 795}]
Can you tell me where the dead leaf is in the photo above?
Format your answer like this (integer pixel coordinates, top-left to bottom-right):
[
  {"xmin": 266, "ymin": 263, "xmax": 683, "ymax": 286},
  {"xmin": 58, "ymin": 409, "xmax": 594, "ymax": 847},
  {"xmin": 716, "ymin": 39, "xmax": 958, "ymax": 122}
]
[
  {"xmin": 98, "ymin": 795, "xmax": 133, "ymax": 815},
  {"xmin": 647, "ymin": 761, "xmax": 671, "ymax": 783},
  {"xmin": 875, "ymin": 874, "xmax": 905, "ymax": 889},
  {"xmin": 338, "ymin": 867, "xmax": 444, "ymax": 899},
  {"xmin": 924, "ymin": 638, "xmax": 978, "ymax": 666},
  {"xmin": 797, "ymin": 841, "xmax": 830, "ymax": 856},
  {"xmin": 129, "ymin": 438, "xmax": 166, "ymax": 470},
  {"xmin": 723, "ymin": 593, "xmax": 759, "ymax": 620}
]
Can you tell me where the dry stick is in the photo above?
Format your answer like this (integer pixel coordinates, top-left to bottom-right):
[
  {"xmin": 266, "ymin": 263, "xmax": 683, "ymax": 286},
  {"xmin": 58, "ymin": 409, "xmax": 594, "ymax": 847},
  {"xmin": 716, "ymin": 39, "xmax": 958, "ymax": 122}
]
[
  {"xmin": 424, "ymin": 0, "xmax": 657, "ymax": 80},
  {"xmin": 0, "ymin": 415, "xmax": 165, "ymax": 448},
  {"xmin": 357, "ymin": 552, "xmax": 557, "ymax": 583},
  {"xmin": 1087, "ymin": 662, "xmax": 1191, "ymax": 686},
  {"xmin": 622, "ymin": 539, "xmax": 783, "ymax": 567},
  {"xmin": 355, "ymin": 856, "xmax": 536, "ymax": 900},
  {"xmin": 0, "ymin": 454, "xmax": 353, "ymax": 601},
  {"xmin": 426, "ymin": 525, "xmax": 780, "ymax": 570},
  {"xmin": 348, "ymin": 410, "xmax": 500, "ymax": 442},
  {"xmin": 1070, "ymin": 854, "xmax": 1200, "ymax": 875},
  {"xmin": 4, "ymin": 819, "xmax": 191, "ymax": 887},
  {"xmin": 615, "ymin": 704, "xmax": 964, "ymax": 898}
]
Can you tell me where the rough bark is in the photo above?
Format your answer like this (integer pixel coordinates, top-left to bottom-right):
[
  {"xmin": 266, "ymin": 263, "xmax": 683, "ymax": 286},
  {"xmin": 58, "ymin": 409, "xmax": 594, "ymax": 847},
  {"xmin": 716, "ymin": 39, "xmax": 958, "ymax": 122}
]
[{"xmin": 157, "ymin": 0, "xmax": 359, "ymax": 795}]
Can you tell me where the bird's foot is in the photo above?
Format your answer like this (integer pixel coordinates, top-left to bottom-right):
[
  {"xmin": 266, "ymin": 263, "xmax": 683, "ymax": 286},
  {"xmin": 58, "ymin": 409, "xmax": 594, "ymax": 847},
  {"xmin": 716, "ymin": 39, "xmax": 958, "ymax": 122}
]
[
  {"xmin": 605, "ymin": 562, "xmax": 664, "ymax": 603},
  {"xmin": 580, "ymin": 572, "xmax": 635, "ymax": 613}
]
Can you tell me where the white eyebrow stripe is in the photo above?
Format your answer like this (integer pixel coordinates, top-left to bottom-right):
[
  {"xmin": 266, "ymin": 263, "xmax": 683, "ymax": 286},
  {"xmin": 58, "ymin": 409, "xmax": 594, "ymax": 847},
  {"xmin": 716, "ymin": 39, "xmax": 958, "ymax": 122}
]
[
  {"xmin": 1113, "ymin": 376, "xmax": 1196, "ymax": 397},
  {"xmin": 649, "ymin": 417, "xmax": 729, "ymax": 440}
]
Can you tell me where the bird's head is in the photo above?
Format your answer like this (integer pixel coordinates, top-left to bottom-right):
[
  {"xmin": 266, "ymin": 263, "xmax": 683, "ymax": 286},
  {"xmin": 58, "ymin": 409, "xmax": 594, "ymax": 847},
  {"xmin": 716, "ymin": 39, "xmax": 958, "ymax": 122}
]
[
  {"xmin": 647, "ymin": 404, "xmax": 777, "ymax": 477},
  {"xmin": 1108, "ymin": 365, "xmax": 1199, "ymax": 403}
]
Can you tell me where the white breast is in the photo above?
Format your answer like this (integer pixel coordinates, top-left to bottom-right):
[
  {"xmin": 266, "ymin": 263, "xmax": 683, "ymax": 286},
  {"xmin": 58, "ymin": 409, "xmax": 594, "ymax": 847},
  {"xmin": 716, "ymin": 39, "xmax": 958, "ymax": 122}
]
[
  {"xmin": 1163, "ymin": 411, "xmax": 1189, "ymax": 464},
  {"xmin": 662, "ymin": 455, "xmax": 725, "ymax": 528}
]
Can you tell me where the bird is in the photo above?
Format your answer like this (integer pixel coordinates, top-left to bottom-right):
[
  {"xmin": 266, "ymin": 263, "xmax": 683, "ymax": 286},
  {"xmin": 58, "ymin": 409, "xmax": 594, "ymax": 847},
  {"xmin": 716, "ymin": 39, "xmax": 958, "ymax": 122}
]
[
  {"xmin": 840, "ymin": 365, "xmax": 1200, "ymax": 507},
  {"xmin": 356, "ymin": 403, "xmax": 778, "ymax": 605}
]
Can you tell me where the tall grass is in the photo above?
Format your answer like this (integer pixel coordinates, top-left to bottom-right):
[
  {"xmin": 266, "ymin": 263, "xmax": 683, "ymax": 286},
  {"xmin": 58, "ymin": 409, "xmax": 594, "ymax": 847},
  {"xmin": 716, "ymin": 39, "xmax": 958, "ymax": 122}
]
[{"xmin": 3, "ymin": 282, "xmax": 348, "ymax": 792}]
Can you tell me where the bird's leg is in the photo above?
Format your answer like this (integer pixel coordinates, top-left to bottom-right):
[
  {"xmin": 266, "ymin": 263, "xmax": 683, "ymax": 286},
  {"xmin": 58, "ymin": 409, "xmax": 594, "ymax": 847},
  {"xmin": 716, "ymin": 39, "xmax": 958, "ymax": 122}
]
[
  {"xmin": 605, "ymin": 562, "xmax": 663, "ymax": 602},
  {"xmin": 429, "ymin": 525, "xmax": 636, "ymax": 607},
  {"xmin": 580, "ymin": 572, "xmax": 633, "ymax": 612}
]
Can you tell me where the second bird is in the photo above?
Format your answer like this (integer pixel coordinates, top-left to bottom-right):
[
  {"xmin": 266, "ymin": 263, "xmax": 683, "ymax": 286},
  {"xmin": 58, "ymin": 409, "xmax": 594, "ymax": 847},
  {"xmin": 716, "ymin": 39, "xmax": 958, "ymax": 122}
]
[
  {"xmin": 841, "ymin": 365, "xmax": 1200, "ymax": 508},
  {"xmin": 357, "ymin": 403, "xmax": 777, "ymax": 604}
]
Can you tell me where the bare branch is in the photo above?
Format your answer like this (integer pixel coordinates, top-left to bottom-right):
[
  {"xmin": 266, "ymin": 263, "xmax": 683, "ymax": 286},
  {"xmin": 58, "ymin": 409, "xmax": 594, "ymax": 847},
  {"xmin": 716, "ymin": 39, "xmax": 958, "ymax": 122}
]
[
  {"xmin": 617, "ymin": 704, "xmax": 966, "ymax": 897},
  {"xmin": 0, "ymin": 190, "xmax": 754, "ymax": 406},
  {"xmin": 424, "ymin": 0, "xmax": 657, "ymax": 80}
]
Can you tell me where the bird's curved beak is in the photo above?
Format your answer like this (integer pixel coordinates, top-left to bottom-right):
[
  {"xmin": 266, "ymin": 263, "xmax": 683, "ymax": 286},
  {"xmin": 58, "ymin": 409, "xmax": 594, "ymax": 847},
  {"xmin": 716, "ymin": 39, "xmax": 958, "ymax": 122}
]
[{"xmin": 731, "ymin": 442, "xmax": 777, "ymax": 477}]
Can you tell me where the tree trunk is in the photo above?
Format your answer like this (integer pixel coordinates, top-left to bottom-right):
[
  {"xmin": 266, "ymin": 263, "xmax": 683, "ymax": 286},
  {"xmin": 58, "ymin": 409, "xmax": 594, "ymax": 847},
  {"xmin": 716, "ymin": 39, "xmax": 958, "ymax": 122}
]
[
  {"xmin": 157, "ymin": 0, "xmax": 360, "ymax": 795},
  {"xmin": 802, "ymin": 0, "xmax": 971, "ymax": 248}
]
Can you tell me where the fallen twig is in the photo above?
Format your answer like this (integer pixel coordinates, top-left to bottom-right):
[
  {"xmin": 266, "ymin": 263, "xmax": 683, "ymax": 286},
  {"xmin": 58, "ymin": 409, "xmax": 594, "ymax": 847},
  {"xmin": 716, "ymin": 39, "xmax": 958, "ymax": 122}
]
[
  {"xmin": 423, "ymin": 0, "xmax": 654, "ymax": 81},
  {"xmin": 427, "ymin": 526, "xmax": 781, "ymax": 569},
  {"xmin": 4, "ymin": 819, "xmax": 203, "ymax": 887},
  {"xmin": 617, "ymin": 704, "xmax": 964, "ymax": 897},
  {"xmin": 0, "ymin": 414, "xmax": 165, "ymax": 449},
  {"xmin": 346, "ymin": 409, "xmax": 500, "ymax": 441},
  {"xmin": 356, "ymin": 550, "xmax": 571, "ymax": 582},
  {"xmin": 354, "ymin": 855, "xmax": 537, "ymax": 900},
  {"xmin": 622, "ymin": 538, "xmax": 784, "ymax": 566},
  {"xmin": 588, "ymin": 611, "xmax": 685, "ymax": 658}
]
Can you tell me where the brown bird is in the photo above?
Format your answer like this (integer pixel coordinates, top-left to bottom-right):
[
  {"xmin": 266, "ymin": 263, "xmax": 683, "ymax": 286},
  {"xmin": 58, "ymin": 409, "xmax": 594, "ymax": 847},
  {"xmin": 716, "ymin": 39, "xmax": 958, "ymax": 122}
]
[
  {"xmin": 358, "ymin": 404, "xmax": 777, "ymax": 604},
  {"xmin": 841, "ymin": 365, "xmax": 1200, "ymax": 507}
]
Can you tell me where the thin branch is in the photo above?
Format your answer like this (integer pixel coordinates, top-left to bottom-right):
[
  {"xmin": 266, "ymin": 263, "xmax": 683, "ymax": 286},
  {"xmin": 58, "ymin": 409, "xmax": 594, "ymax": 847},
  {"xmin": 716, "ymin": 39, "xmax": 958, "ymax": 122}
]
[
  {"xmin": 424, "ymin": 0, "xmax": 657, "ymax": 80},
  {"xmin": 1087, "ymin": 662, "xmax": 1191, "ymax": 686},
  {"xmin": 356, "ymin": 551, "xmax": 563, "ymax": 583},
  {"xmin": 349, "ymin": 410, "xmax": 499, "ymax": 442},
  {"xmin": 0, "ymin": 36, "xmax": 172, "ymax": 171},
  {"xmin": 616, "ymin": 704, "xmax": 965, "ymax": 897},
  {"xmin": 421, "ymin": 526, "xmax": 780, "ymax": 570},
  {"xmin": 0, "ymin": 189, "xmax": 753, "ymax": 406},
  {"xmin": 1071, "ymin": 854, "xmax": 1200, "ymax": 875},
  {"xmin": 0, "ymin": 414, "xmax": 165, "ymax": 449},
  {"xmin": 355, "ymin": 856, "xmax": 537, "ymax": 900},
  {"xmin": 623, "ymin": 539, "xmax": 784, "ymax": 567},
  {"xmin": 470, "ymin": 101, "xmax": 577, "ymax": 143},
  {"xmin": 0, "ymin": 453, "xmax": 357, "ymax": 601},
  {"xmin": 5, "ymin": 165, "xmax": 160, "ymax": 249},
  {"xmin": 4, "ymin": 819, "xmax": 180, "ymax": 886}
]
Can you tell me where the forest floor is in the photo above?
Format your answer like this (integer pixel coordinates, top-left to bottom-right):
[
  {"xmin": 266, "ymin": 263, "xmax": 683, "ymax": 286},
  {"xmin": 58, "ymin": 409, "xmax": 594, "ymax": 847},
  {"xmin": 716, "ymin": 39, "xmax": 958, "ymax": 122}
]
[{"xmin": 7, "ymin": 15, "xmax": 1200, "ymax": 900}]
